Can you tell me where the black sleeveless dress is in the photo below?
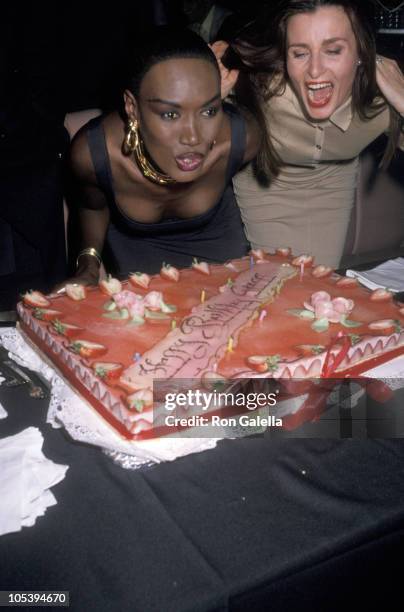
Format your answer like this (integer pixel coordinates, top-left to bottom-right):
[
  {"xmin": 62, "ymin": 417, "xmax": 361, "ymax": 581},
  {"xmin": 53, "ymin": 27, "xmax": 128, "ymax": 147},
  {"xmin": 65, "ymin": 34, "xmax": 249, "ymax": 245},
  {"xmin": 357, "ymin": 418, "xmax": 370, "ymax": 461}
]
[{"xmin": 85, "ymin": 104, "xmax": 250, "ymax": 276}]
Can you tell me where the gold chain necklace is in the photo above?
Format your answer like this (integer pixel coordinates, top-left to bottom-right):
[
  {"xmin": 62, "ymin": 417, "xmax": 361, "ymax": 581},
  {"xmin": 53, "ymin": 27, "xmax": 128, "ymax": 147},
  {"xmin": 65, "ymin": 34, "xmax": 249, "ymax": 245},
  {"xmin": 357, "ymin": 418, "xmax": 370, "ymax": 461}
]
[{"xmin": 124, "ymin": 119, "xmax": 176, "ymax": 186}]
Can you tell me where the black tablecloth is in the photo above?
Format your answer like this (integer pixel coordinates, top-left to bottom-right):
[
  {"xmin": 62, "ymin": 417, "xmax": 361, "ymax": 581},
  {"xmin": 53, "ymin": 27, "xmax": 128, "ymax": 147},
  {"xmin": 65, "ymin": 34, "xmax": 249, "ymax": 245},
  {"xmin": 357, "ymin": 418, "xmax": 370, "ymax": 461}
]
[{"xmin": 0, "ymin": 384, "xmax": 403, "ymax": 612}]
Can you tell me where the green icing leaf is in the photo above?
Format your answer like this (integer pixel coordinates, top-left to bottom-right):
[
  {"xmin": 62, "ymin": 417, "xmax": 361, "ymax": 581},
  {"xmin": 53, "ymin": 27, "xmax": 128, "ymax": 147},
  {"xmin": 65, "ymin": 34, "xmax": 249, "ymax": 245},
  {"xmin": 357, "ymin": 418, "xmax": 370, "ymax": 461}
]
[
  {"xmin": 103, "ymin": 309, "xmax": 129, "ymax": 320},
  {"xmin": 103, "ymin": 300, "xmax": 117, "ymax": 312},
  {"xmin": 394, "ymin": 320, "xmax": 402, "ymax": 333},
  {"xmin": 33, "ymin": 308, "xmax": 45, "ymax": 320},
  {"xmin": 52, "ymin": 319, "xmax": 65, "ymax": 334},
  {"xmin": 340, "ymin": 315, "xmax": 362, "ymax": 328},
  {"xmin": 160, "ymin": 301, "xmax": 177, "ymax": 314},
  {"xmin": 348, "ymin": 334, "xmax": 361, "ymax": 346},
  {"xmin": 311, "ymin": 344, "xmax": 325, "ymax": 354},
  {"xmin": 311, "ymin": 317, "xmax": 329, "ymax": 333},
  {"xmin": 70, "ymin": 342, "xmax": 82, "ymax": 354},
  {"xmin": 287, "ymin": 308, "xmax": 315, "ymax": 320},
  {"xmin": 296, "ymin": 344, "xmax": 326, "ymax": 355},
  {"xmin": 133, "ymin": 400, "xmax": 145, "ymax": 413},
  {"xmin": 266, "ymin": 355, "xmax": 282, "ymax": 372},
  {"xmin": 129, "ymin": 315, "xmax": 145, "ymax": 326},
  {"xmin": 145, "ymin": 309, "xmax": 170, "ymax": 320}
]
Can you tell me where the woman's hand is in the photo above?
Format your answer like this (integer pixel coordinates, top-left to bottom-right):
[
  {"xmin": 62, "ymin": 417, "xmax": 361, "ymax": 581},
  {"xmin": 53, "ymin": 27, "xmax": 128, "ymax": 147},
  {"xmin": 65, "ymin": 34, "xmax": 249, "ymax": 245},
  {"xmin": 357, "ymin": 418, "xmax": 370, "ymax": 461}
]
[
  {"xmin": 209, "ymin": 41, "xmax": 240, "ymax": 99},
  {"xmin": 53, "ymin": 273, "xmax": 99, "ymax": 295},
  {"xmin": 376, "ymin": 55, "xmax": 404, "ymax": 116},
  {"xmin": 52, "ymin": 258, "xmax": 101, "ymax": 295}
]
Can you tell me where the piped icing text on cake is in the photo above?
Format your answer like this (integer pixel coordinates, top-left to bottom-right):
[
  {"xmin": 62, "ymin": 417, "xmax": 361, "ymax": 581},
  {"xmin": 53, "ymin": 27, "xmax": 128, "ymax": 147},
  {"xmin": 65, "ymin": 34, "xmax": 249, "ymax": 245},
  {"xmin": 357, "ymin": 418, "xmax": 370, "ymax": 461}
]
[{"xmin": 120, "ymin": 262, "xmax": 297, "ymax": 390}]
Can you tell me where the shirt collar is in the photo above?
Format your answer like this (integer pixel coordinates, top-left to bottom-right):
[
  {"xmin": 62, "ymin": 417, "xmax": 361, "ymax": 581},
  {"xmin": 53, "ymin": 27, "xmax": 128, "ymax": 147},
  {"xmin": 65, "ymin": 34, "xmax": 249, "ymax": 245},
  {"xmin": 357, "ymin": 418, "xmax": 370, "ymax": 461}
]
[{"xmin": 328, "ymin": 95, "xmax": 353, "ymax": 131}]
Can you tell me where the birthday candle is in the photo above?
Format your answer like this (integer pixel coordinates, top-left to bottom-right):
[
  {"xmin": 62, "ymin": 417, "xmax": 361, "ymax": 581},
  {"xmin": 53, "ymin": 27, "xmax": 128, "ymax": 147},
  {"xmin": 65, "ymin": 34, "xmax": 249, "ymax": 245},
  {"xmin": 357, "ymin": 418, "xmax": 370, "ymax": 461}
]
[
  {"xmin": 200, "ymin": 289, "xmax": 206, "ymax": 304},
  {"xmin": 227, "ymin": 336, "xmax": 234, "ymax": 353},
  {"xmin": 259, "ymin": 309, "xmax": 267, "ymax": 323},
  {"xmin": 300, "ymin": 262, "xmax": 304, "ymax": 281},
  {"xmin": 134, "ymin": 352, "xmax": 141, "ymax": 363},
  {"xmin": 212, "ymin": 362, "xmax": 218, "ymax": 372},
  {"xmin": 171, "ymin": 319, "xmax": 177, "ymax": 330},
  {"xmin": 250, "ymin": 255, "xmax": 254, "ymax": 269}
]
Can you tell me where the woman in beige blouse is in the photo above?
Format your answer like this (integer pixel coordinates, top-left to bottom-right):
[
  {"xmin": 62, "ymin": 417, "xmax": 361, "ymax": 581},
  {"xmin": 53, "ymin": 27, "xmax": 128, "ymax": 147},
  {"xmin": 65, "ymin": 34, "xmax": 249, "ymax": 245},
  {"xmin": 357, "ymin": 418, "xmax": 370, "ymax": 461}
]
[{"xmin": 213, "ymin": 0, "xmax": 404, "ymax": 267}]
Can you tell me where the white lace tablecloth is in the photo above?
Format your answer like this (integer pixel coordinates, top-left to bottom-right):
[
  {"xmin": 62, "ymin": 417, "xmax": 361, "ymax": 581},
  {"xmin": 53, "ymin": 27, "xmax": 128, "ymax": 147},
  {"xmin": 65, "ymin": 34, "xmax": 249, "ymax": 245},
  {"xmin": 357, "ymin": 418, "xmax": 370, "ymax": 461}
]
[{"xmin": 0, "ymin": 328, "xmax": 218, "ymax": 469}]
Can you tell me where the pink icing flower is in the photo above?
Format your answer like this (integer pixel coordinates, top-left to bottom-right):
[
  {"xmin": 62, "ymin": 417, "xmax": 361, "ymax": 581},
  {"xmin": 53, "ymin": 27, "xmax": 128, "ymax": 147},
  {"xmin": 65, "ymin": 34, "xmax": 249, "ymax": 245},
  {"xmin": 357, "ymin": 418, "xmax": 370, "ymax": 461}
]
[
  {"xmin": 332, "ymin": 297, "xmax": 354, "ymax": 314},
  {"xmin": 314, "ymin": 300, "xmax": 340, "ymax": 323},
  {"xmin": 113, "ymin": 290, "xmax": 141, "ymax": 310},
  {"xmin": 128, "ymin": 300, "xmax": 145, "ymax": 319},
  {"xmin": 304, "ymin": 292, "xmax": 354, "ymax": 323},
  {"xmin": 303, "ymin": 291, "xmax": 330, "ymax": 312},
  {"xmin": 144, "ymin": 291, "xmax": 164, "ymax": 311}
]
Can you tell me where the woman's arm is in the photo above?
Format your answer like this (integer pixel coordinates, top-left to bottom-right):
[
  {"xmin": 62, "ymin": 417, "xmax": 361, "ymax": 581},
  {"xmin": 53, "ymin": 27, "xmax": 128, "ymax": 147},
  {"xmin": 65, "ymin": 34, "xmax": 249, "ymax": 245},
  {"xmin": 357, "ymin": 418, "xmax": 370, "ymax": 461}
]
[
  {"xmin": 376, "ymin": 55, "xmax": 404, "ymax": 154},
  {"xmin": 64, "ymin": 131, "xmax": 111, "ymax": 287},
  {"xmin": 376, "ymin": 55, "xmax": 404, "ymax": 117},
  {"xmin": 74, "ymin": 205, "xmax": 110, "ymax": 286}
]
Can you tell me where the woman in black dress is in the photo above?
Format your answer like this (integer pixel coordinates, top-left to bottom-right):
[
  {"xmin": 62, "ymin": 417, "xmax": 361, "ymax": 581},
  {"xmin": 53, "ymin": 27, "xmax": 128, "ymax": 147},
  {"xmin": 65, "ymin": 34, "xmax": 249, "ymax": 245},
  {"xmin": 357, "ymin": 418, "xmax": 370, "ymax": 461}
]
[{"xmin": 65, "ymin": 26, "xmax": 266, "ymax": 285}]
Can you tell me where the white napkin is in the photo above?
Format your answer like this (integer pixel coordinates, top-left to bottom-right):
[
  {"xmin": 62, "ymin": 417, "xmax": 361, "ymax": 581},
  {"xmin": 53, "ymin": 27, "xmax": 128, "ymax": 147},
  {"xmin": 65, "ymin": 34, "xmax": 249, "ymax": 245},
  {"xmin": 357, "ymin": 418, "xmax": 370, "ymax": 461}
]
[
  {"xmin": 0, "ymin": 427, "xmax": 68, "ymax": 535},
  {"xmin": 346, "ymin": 257, "xmax": 404, "ymax": 292},
  {"xmin": 0, "ymin": 375, "xmax": 7, "ymax": 419},
  {"xmin": 1, "ymin": 332, "xmax": 9, "ymax": 418}
]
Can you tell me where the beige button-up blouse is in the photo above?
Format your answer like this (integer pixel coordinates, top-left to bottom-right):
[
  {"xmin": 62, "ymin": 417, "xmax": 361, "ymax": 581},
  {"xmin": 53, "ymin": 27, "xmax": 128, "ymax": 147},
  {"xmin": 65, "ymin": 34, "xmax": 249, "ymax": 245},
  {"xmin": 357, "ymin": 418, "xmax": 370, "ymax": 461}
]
[{"xmin": 234, "ymin": 83, "xmax": 403, "ymax": 267}]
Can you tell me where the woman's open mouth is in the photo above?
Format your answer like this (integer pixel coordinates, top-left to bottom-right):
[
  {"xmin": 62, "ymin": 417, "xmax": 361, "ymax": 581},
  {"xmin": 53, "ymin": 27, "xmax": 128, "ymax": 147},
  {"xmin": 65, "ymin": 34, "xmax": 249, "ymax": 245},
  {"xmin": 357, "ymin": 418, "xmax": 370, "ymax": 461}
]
[
  {"xmin": 306, "ymin": 81, "xmax": 334, "ymax": 108},
  {"xmin": 175, "ymin": 153, "xmax": 204, "ymax": 172}
]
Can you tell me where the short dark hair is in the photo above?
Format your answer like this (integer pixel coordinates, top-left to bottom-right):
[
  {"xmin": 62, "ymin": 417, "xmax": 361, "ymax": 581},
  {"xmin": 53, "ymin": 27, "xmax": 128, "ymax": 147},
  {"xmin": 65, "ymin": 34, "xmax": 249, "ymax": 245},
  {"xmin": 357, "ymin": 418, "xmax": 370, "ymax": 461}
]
[{"xmin": 126, "ymin": 26, "xmax": 219, "ymax": 97}]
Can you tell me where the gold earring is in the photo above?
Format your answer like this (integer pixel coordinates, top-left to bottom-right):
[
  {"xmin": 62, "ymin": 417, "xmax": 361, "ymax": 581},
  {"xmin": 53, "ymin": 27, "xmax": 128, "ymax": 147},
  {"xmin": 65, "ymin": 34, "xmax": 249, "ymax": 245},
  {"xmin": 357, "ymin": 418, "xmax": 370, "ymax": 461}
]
[
  {"xmin": 122, "ymin": 118, "xmax": 140, "ymax": 154},
  {"xmin": 122, "ymin": 118, "xmax": 176, "ymax": 186}
]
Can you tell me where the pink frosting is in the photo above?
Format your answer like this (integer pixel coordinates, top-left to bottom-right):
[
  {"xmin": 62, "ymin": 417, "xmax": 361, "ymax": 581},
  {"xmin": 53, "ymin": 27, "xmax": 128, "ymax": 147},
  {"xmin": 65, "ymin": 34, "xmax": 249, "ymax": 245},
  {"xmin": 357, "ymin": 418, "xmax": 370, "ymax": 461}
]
[{"xmin": 114, "ymin": 290, "xmax": 141, "ymax": 310}]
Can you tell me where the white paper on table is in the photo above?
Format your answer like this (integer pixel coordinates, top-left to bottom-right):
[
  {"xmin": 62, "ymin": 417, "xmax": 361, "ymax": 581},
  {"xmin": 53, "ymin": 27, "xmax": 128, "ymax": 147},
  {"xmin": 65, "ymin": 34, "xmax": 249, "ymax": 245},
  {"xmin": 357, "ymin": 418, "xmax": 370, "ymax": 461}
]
[
  {"xmin": 346, "ymin": 257, "xmax": 404, "ymax": 292},
  {"xmin": 0, "ymin": 403, "xmax": 7, "ymax": 419},
  {"xmin": 363, "ymin": 356, "xmax": 404, "ymax": 389},
  {"xmin": 0, "ymin": 374, "xmax": 8, "ymax": 418},
  {"xmin": 21, "ymin": 490, "xmax": 57, "ymax": 528},
  {"xmin": 0, "ymin": 427, "xmax": 68, "ymax": 536},
  {"xmin": 0, "ymin": 447, "xmax": 24, "ymax": 535}
]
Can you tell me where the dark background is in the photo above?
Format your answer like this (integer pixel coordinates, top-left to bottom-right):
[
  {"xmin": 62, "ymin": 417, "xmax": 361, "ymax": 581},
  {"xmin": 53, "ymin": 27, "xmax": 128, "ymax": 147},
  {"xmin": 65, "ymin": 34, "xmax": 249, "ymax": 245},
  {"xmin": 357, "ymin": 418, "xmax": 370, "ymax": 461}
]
[{"xmin": 4, "ymin": 1, "xmax": 403, "ymax": 115}]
